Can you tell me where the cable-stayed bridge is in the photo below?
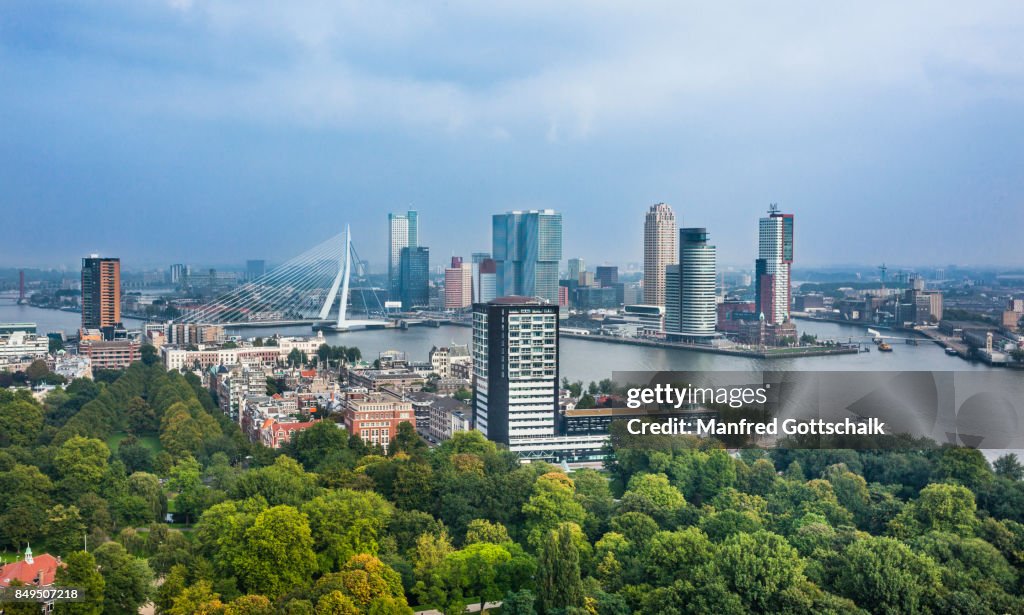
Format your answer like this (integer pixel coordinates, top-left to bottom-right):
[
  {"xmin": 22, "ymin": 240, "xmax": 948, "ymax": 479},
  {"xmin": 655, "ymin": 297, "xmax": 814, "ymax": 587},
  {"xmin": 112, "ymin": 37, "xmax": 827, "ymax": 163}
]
[{"xmin": 176, "ymin": 227, "xmax": 388, "ymax": 331}]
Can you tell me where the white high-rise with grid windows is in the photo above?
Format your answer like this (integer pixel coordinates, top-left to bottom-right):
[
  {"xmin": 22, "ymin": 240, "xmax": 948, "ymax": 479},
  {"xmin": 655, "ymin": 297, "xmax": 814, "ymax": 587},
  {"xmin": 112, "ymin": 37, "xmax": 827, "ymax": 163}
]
[
  {"xmin": 388, "ymin": 210, "xmax": 418, "ymax": 297},
  {"xmin": 472, "ymin": 297, "xmax": 559, "ymax": 445}
]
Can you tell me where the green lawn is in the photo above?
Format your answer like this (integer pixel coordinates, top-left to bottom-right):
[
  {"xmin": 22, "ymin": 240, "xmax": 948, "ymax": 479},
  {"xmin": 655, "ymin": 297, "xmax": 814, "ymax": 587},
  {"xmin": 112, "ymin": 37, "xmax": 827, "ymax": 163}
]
[{"xmin": 106, "ymin": 432, "xmax": 162, "ymax": 454}]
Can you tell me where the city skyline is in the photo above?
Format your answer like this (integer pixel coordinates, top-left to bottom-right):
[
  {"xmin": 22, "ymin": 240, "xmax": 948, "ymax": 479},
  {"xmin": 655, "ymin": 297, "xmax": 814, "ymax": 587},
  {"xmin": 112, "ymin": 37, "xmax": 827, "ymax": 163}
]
[{"xmin": 2, "ymin": 3, "xmax": 1023, "ymax": 268}]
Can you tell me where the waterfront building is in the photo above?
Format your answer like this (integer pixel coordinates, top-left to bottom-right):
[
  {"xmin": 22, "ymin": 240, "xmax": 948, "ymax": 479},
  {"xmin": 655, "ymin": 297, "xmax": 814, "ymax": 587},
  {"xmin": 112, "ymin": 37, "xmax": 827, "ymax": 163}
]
[
  {"xmin": 388, "ymin": 209, "xmax": 419, "ymax": 298},
  {"xmin": 643, "ymin": 203, "xmax": 677, "ymax": 307},
  {"xmin": 399, "ymin": 246, "xmax": 430, "ymax": 310},
  {"xmin": 0, "ymin": 330, "xmax": 49, "ymax": 363},
  {"xmin": 472, "ymin": 296, "xmax": 559, "ymax": 445},
  {"xmin": 666, "ymin": 228, "xmax": 717, "ymax": 341},
  {"xmin": 429, "ymin": 344, "xmax": 471, "ymax": 378},
  {"xmin": 756, "ymin": 205, "xmax": 794, "ymax": 324},
  {"xmin": 492, "ymin": 210, "xmax": 562, "ymax": 303},
  {"xmin": 444, "ymin": 257, "xmax": 473, "ymax": 309},
  {"xmin": 81, "ymin": 255, "xmax": 121, "ymax": 340}
]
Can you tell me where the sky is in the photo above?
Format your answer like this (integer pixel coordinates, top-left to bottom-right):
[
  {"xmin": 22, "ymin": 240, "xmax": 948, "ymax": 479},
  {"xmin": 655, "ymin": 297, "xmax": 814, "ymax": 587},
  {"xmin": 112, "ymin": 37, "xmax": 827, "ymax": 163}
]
[{"xmin": 1, "ymin": 1, "xmax": 1023, "ymax": 271}]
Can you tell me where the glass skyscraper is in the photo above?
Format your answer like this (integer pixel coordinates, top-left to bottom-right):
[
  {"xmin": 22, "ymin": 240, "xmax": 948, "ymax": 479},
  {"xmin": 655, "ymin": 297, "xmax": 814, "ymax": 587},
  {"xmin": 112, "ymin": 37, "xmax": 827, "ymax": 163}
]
[
  {"xmin": 398, "ymin": 246, "xmax": 429, "ymax": 310},
  {"xmin": 492, "ymin": 209, "xmax": 562, "ymax": 304},
  {"xmin": 388, "ymin": 209, "xmax": 419, "ymax": 298}
]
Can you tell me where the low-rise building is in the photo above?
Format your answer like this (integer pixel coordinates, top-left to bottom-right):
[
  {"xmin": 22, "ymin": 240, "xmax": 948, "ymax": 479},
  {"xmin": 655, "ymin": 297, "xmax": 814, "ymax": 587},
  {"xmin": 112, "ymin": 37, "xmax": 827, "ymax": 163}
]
[
  {"xmin": 79, "ymin": 339, "xmax": 141, "ymax": 370},
  {"xmin": 343, "ymin": 390, "xmax": 415, "ymax": 451},
  {"xmin": 0, "ymin": 330, "xmax": 49, "ymax": 363}
]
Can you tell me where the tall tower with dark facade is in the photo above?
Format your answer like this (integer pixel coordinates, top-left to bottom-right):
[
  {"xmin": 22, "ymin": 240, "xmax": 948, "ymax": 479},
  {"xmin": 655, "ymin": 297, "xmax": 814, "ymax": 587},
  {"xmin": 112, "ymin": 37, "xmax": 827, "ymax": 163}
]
[
  {"xmin": 471, "ymin": 297, "xmax": 559, "ymax": 445},
  {"xmin": 81, "ymin": 256, "xmax": 121, "ymax": 339}
]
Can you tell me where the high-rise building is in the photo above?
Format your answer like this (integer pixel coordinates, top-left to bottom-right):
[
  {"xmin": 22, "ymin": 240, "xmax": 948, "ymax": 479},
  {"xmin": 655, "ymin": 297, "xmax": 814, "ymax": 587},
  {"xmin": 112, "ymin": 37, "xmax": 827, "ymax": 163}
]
[
  {"xmin": 388, "ymin": 209, "xmax": 419, "ymax": 298},
  {"xmin": 644, "ymin": 203, "xmax": 678, "ymax": 307},
  {"xmin": 399, "ymin": 246, "xmax": 429, "ymax": 310},
  {"xmin": 444, "ymin": 257, "xmax": 473, "ymax": 309},
  {"xmin": 472, "ymin": 297, "xmax": 559, "ymax": 445},
  {"xmin": 595, "ymin": 266, "xmax": 618, "ymax": 287},
  {"xmin": 168, "ymin": 263, "xmax": 187, "ymax": 285},
  {"xmin": 471, "ymin": 252, "xmax": 491, "ymax": 303},
  {"xmin": 478, "ymin": 259, "xmax": 497, "ymax": 303},
  {"xmin": 755, "ymin": 205, "xmax": 794, "ymax": 324},
  {"xmin": 664, "ymin": 264, "xmax": 680, "ymax": 332},
  {"xmin": 81, "ymin": 256, "xmax": 121, "ymax": 340},
  {"xmin": 246, "ymin": 259, "xmax": 266, "ymax": 281},
  {"xmin": 567, "ymin": 258, "xmax": 585, "ymax": 282},
  {"xmin": 492, "ymin": 210, "xmax": 562, "ymax": 304},
  {"xmin": 665, "ymin": 228, "xmax": 717, "ymax": 339}
]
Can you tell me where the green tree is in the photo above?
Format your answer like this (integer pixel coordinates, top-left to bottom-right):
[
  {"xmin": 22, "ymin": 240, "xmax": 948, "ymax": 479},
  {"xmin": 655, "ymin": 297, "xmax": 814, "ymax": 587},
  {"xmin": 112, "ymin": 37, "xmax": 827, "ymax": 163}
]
[
  {"xmin": 93, "ymin": 541, "xmax": 153, "ymax": 615},
  {"xmin": 55, "ymin": 436, "xmax": 110, "ymax": 496},
  {"xmin": 717, "ymin": 530, "xmax": 805, "ymax": 612},
  {"xmin": 25, "ymin": 359, "xmax": 50, "ymax": 384},
  {"xmin": 225, "ymin": 594, "xmax": 276, "ymax": 615},
  {"xmin": 993, "ymin": 453, "xmax": 1024, "ymax": 481},
  {"xmin": 442, "ymin": 542, "xmax": 513, "ymax": 612},
  {"xmin": 889, "ymin": 482, "xmax": 978, "ymax": 538},
  {"xmin": 465, "ymin": 519, "xmax": 511, "ymax": 545},
  {"xmin": 523, "ymin": 473, "xmax": 587, "ymax": 548},
  {"xmin": 236, "ymin": 505, "xmax": 317, "ymax": 598},
  {"xmin": 168, "ymin": 456, "xmax": 206, "ymax": 525},
  {"xmin": 303, "ymin": 489, "xmax": 393, "ymax": 572},
  {"xmin": 832, "ymin": 536, "xmax": 941, "ymax": 614},
  {"xmin": 0, "ymin": 398, "xmax": 44, "ymax": 447},
  {"xmin": 619, "ymin": 473, "xmax": 687, "ymax": 526},
  {"xmin": 536, "ymin": 524, "xmax": 584, "ymax": 615},
  {"xmin": 167, "ymin": 580, "xmax": 224, "ymax": 615},
  {"xmin": 54, "ymin": 551, "xmax": 105, "ymax": 615}
]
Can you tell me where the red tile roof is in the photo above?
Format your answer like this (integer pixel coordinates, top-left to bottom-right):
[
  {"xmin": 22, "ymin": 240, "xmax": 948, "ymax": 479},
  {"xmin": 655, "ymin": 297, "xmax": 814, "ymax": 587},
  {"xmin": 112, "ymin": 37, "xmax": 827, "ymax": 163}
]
[{"xmin": 0, "ymin": 554, "xmax": 62, "ymax": 587}]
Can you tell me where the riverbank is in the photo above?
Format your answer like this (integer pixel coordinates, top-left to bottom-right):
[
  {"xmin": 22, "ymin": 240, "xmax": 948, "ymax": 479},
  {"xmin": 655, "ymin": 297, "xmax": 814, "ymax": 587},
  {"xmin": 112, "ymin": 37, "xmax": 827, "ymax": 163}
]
[{"xmin": 559, "ymin": 330, "xmax": 859, "ymax": 359}]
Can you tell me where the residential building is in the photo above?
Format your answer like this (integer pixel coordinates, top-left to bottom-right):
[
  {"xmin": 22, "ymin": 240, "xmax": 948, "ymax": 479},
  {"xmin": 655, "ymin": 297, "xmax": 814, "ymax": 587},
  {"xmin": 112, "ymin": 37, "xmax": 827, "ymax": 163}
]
[
  {"xmin": 79, "ymin": 339, "xmax": 141, "ymax": 370},
  {"xmin": 477, "ymin": 258, "xmax": 497, "ymax": 303},
  {"xmin": 444, "ymin": 257, "xmax": 473, "ymax": 309},
  {"xmin": 429, "ymin": 344, "xmax": 471, "ymax": 378},
  {"xmin": 81, "ymin": 255, "xmax": 121, "ymax": 340},
  {"xmin": 343, "ymin": 390, "xmax": 415, "ymax": 451},
  {"xmin": 643, "ymin": 203, "xmax": 677, "ymax": 307},
  {"xmin": 472, "ymin": 296, "xmax": 559, "ymax": 445},
  {"xmin": 756, "ymin": 206, "xmax": 794, "ymax": 324},
  {"xmin": 259, "ymin": 418, "xmax": 317, "ymax": 449},
  {"xmin": 0, "ymin": 546, "xmax": 61, "ymax": 588},
  {"xmin": 388, "ymin": 209, "xmax": 418, "ymax": 298},
  {"xmin": 492, "ymin": 210, "xmax": 562, "ymax": 303}
]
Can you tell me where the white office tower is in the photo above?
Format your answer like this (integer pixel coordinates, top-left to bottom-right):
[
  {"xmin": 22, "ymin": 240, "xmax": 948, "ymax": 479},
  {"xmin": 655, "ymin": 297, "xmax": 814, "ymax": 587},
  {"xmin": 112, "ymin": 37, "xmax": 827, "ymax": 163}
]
[
  {"xmin": 678, "ymin": 227, "xmax": 717, "ymax": 337},
  {"xmin": 756, "ymin": 206, "xmax": 794, "ymax": 324},
  {"xmin": 388, "ymin": 209, "xmax": 418, "ymax": 297},
  {"xmin": 472, "ymin": 297, "xmax": 559, "ymax": 445}
]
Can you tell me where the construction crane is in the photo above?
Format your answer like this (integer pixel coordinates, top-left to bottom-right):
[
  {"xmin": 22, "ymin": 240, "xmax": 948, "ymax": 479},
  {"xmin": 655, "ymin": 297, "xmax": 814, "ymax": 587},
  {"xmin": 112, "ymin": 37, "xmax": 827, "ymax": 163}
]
[{"xmin": 878, "ymin": 263, "xmax": 888, "ymax": 291}]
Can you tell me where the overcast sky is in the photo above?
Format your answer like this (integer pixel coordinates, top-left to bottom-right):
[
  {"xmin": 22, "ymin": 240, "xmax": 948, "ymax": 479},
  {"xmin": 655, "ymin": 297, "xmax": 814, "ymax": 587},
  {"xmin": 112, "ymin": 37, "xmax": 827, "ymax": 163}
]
[{"xmin": 1, "ymin": 1, "xmax": 1023, "ymax": 271}]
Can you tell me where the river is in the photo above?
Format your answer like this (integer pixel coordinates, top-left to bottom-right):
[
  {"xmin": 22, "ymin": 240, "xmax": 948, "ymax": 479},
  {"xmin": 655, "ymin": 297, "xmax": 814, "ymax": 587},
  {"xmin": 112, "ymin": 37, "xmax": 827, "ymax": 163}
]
[{"xmin": 0, "ymin": 295, "xmax": 984, "ymax": 383}]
